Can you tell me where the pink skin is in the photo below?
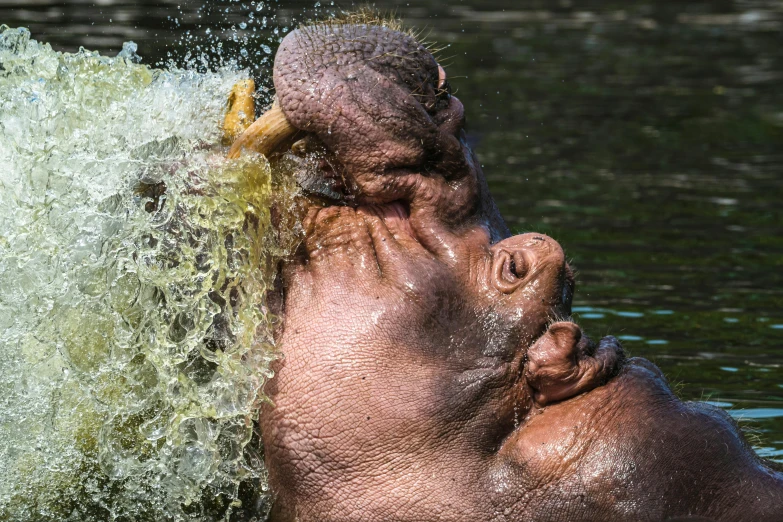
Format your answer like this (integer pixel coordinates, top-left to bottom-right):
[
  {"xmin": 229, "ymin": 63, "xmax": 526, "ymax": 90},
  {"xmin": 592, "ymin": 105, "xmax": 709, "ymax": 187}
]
[
  {"xmin": 438, "ymin": 65, "xmax": 448, "ymax": 89},
  {"xmin": 260, "ymin": 22, "xmax": 783, "ymax": 522}
]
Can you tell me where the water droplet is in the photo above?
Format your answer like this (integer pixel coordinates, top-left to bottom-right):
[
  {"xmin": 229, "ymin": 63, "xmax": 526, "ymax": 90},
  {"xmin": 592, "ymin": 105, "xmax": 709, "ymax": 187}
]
[{"xmin": 116, "ymin": 41, "xmax": 141, "ymax": 63}]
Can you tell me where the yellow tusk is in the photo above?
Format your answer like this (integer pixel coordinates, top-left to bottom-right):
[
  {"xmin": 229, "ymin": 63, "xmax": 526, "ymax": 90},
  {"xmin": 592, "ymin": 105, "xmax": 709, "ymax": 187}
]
[
  {"xmin": 227, "ymin": 103, "xmax": 300, "ymax": 160},
  {"xmin": 223, "ymin": 79, "xmax": 257, "ymax": 145}
]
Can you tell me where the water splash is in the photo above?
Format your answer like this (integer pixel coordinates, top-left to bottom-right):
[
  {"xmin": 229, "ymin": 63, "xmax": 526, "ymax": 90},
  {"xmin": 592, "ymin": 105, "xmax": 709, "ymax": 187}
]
[
  {"xmin": 163, "ymin": 0, "xmax": 339, "ymax": 96},
  {"xmin": 0, "ymin": 25, "xmax": 301, "ymax": 521}
]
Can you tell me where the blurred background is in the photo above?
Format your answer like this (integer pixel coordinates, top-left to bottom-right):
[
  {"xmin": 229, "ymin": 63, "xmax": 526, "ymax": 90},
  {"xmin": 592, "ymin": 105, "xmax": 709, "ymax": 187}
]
[{"xmin": 1, "ymin": 0, "xmax": 782, "ymax": 460}]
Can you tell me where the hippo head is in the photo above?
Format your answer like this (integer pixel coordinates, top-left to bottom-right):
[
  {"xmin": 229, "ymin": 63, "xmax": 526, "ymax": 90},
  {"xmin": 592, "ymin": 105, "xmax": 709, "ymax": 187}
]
[{"xmin": 247, "ymin": 17, "xmax": 783, "ymax": 522}]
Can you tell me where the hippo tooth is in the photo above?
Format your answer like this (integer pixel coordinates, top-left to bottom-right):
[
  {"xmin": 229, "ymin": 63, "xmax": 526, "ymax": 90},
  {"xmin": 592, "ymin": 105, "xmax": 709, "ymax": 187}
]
[{"xmin": 227, "ymin": 102, "xmax": 301, "ymax": 159}]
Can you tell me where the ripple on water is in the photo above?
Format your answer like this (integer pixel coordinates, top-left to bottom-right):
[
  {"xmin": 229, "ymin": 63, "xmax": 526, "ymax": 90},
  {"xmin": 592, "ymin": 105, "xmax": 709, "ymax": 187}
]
[
  {"xmin": 702, "ymin": 401, "xmax": 734, "ymax": 408},
  {"xmin": 727, "ymin": 409, "xmax": 783, "ymax": 420},
  {"xmin": 573, "ymin": 306, "xmax": 647, "ymax": 319},
  {"xmin": 580, "ymin": 313, "xmax": 605, "ymax": 319},
  {"xmin": 755, "ymin": 447, "xmax": 783, "ymax": 462},
  {"xmin": 615, "ymin": 311, "xmax": 645, "ymax": 318}
]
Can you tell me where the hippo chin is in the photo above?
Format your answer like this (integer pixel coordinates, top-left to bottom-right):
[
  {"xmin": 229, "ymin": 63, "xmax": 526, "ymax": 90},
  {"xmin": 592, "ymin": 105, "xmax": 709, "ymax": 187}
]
[{"xmin": 237, "ymin": 18, "xmax": 783, "ymax": 522}]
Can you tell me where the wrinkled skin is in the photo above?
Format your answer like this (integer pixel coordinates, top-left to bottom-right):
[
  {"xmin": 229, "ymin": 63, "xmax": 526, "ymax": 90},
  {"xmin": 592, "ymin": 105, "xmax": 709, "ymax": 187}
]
[{"xmin": 260, "ymin": 23, "xmax": 783, "ymax": 521}]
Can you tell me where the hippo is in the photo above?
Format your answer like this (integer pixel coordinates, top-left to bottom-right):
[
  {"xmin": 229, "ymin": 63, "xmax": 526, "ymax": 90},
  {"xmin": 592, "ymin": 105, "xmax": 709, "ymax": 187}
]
[{"xmin": 229, "ymin": 16, "xmax": 783, "ymax": 522}]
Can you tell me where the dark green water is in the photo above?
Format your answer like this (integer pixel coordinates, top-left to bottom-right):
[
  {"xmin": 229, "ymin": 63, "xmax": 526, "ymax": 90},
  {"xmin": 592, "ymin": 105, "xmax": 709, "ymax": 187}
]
[{"xmin": 2, "ymin": 0, "xmax": 781, "ymax": 462}]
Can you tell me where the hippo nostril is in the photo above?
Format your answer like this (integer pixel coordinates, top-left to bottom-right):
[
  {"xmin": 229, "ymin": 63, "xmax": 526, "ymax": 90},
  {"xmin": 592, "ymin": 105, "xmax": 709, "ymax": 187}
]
[
  {"xmin": 510, "ymin": 251, "xmax": 529, "ymax": 279},
  {"xmin": 496, "ymin": 250, "xmax": 531, "ymax": 291}
]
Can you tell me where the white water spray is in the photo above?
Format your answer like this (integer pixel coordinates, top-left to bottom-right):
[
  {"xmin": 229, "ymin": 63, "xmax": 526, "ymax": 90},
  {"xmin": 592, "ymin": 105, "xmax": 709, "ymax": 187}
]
[{"xmin": 0, "ymin": 25, "xmax": 296, "ymax": 521}]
